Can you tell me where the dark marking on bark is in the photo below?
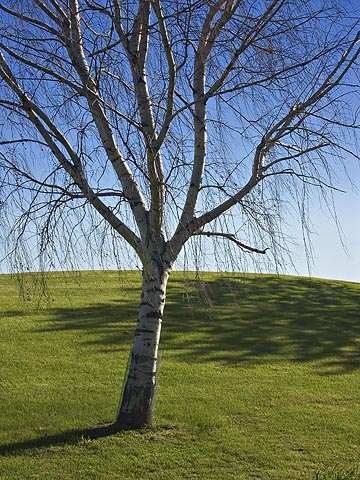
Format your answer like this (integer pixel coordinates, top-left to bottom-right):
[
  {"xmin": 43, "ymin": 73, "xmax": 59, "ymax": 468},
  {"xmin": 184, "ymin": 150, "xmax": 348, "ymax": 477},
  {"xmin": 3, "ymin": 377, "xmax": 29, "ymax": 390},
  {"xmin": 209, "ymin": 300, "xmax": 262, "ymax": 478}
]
[
  {"xmin": 145, "ymin": 286, "xmax": 165, "ymax": 294},
  {"xmin": 136, "ymin": 328, "xmax": 156, "ymax": 335},
  {"xmin": 140, "ymin": 301, "xmax": 153, "ymax": 307},
  {"xmin": 146, "ymin": 311, "xmax": 163, "ymax": 319}
]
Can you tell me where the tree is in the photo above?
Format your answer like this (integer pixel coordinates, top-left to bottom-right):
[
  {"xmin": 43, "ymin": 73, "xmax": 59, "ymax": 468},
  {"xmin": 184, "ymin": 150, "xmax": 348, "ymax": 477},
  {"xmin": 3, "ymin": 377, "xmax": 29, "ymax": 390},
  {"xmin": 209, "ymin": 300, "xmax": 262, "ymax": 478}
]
[{"xmin": 0, "ymin": 0, "xmax": 359, "ymax": 430}]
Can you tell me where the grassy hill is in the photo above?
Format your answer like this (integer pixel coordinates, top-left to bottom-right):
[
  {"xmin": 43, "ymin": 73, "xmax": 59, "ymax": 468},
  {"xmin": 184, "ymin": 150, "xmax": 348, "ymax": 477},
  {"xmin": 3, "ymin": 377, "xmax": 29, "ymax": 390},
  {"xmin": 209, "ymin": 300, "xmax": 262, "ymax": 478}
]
[{"xmin": 1, "ymin": 270, "xmax": 360, "ymax": 479}]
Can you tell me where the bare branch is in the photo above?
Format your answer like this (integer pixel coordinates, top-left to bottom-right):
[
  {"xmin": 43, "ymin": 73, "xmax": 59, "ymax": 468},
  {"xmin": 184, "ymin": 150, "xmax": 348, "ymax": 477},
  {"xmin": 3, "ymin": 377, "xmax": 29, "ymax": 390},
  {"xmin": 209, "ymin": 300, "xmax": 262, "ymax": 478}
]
[
  {"xmin": 0, "ymin": 3, "xmax": 62, "ymax": 35},
  {"xmin": 112, "ymin": 0, "xmax": 166, "ymax": 239},
  {"xmin": 0, "ymin": 41, "xmax": 83, "ymax": 94},
  {"xmin": 0, "ymin": 51, "xmax": 143, "ymax": 258},
  {"xmin": 194, "ymin": 229, "xmax": 269, "ymax": 254},
  {"xmin": 152, "ymin": 0, "xmax": 176, "ymax": 153},
  {"xmin": 205, "ymin": 0, "xmax": 287, "ymax": 99},
  {"xmin": 61, "ymin": 0, "xmax": 149, "ymax": 236}
]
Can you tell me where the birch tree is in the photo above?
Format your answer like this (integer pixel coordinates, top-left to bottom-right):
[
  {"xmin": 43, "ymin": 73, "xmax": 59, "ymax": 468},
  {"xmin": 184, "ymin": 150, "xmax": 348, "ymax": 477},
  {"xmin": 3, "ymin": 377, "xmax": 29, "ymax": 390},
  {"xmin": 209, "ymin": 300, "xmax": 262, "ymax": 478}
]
[{"xmin": 0, "ymin": 0, "xmax": 359, "ymax": 429}]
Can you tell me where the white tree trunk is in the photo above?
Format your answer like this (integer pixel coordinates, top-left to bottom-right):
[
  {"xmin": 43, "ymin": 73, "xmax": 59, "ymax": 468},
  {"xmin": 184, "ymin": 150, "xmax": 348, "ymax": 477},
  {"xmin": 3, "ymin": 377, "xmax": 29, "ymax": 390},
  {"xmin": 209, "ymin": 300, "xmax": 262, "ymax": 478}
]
[{"xmin": 116, "ymin": 268, "xmax": 169, "ymax": 429}]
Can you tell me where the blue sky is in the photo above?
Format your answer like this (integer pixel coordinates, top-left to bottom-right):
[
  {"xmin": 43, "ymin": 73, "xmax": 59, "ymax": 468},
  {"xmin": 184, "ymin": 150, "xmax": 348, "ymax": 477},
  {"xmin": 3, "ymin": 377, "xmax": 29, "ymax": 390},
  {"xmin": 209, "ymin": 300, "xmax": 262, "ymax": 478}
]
[
  {"xmin": 291, "ymin": 187, "xmax": 360, "ymax": 283},
  {"xmin": 265, "ymin": 152, "xmax": 360, "ymax": 283}
]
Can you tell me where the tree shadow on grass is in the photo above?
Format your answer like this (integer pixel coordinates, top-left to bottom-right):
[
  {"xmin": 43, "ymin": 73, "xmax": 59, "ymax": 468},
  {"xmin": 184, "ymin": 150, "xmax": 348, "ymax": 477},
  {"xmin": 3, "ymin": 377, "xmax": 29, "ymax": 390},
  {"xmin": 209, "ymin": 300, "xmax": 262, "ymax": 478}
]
[
  {"xmin": 4, "ymin": 273, "xmax": 360, "ymax": 374},
  {"xmin": 49, "ymin": 275, "xmax": 360, "ymax": 372},
  {"xmin": 34, "ymin": 298, "xmax": 137, "ymax": 353},
  {"xmin": 163, "ymin": 274, "xmax": 360, "ymax": 375},
  {"xmin": 0, "ymin": 422, "xmax": 123, "ymax": 456}
]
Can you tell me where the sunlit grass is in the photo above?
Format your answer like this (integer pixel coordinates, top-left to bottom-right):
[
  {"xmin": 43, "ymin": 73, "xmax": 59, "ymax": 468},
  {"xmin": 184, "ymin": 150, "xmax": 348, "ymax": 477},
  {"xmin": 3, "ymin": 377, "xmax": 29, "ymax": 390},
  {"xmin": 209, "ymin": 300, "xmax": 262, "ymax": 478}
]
[{"xmin": 1, "ymin": 270, "xmax": 360, "ymax": 479}]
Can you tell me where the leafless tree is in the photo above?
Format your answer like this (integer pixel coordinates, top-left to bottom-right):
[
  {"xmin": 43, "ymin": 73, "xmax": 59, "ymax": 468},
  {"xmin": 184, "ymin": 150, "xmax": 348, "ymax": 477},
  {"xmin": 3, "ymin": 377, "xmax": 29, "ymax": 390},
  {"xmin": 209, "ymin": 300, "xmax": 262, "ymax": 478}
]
[{"xmin": 0, "ymin": 0, "xmax": 359, "ymax": 429}]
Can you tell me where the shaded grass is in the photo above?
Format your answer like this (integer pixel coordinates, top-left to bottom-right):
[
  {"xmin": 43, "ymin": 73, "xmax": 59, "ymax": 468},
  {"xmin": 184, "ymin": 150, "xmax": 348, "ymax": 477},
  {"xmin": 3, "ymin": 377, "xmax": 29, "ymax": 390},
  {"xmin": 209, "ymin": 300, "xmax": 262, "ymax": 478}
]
[{"xmin": 1, "ymin": 270, "xmax": 360, "ymax": 479}]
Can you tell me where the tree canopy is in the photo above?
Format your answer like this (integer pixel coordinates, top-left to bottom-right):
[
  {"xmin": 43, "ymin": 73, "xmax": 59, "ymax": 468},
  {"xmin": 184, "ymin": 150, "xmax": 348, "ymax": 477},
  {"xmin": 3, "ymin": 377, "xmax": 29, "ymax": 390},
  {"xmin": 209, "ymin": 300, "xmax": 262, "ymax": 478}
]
[{"xmin": 0, "ymin": 0, "xmax": 358, "ymax": 274}]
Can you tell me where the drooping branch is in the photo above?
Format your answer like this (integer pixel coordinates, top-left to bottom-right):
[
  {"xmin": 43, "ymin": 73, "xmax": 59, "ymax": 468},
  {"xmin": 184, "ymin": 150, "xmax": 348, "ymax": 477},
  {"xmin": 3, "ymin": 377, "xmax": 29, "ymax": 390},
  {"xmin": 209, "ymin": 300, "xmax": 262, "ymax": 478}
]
[
  {"xmin": 253, "ymin": 30, "xmax": 360, "ymax": 178},
  {"xmin": 194, "ymin": 229, "xmax": 269, "ymax": 254},
  {"xmin": 0, "ymin": 2, "xmax": 61, "ymax": 35},
  {"xmin": 260, "ymin": 143, "xmax": 331, "ymax": 174},
  {"xmin": 167, "ymin": 174, "xmax": 260, "ymax": 263},
  {"xmin": 0, "ymin": 51, "xmax": 80, "ymax": 179},
  {"xmin": 0, "ymin": 41, "xmax": 83, "ymax": 94},
  {"xmin": 0, "ymin": 51, "xmax": 144, "ymax": 259},
  {"xmin": 1, "ymin": 152, "xmax": 128, "ymax": 199}
]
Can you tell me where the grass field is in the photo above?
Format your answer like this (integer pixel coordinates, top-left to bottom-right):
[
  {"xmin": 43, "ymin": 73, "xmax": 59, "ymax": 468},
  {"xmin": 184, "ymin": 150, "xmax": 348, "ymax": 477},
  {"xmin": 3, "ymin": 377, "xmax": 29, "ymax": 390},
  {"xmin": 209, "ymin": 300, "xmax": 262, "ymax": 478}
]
[{"xmin": 1, "ymin": 270, "xmax": 360, "ymax": 479}]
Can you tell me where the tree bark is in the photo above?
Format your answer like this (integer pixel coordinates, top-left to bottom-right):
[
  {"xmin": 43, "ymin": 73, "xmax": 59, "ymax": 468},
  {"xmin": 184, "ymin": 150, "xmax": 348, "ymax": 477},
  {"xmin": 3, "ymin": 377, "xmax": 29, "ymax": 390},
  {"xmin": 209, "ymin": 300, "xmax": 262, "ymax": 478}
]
[{"xmin": 115, "ymin": 268, "xmax": 169, "ymax": 429}]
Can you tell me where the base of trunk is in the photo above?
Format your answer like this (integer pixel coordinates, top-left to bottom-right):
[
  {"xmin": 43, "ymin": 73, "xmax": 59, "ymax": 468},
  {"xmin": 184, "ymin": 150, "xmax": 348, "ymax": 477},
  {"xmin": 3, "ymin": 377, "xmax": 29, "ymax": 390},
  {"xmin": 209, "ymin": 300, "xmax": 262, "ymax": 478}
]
[
  {"xmin": 114, "ymin": 416, "xmax": 150, "ymax": 431},
  {"xmin": 116, "ymin": 364, "xmax": 157, "ymax": 429}
]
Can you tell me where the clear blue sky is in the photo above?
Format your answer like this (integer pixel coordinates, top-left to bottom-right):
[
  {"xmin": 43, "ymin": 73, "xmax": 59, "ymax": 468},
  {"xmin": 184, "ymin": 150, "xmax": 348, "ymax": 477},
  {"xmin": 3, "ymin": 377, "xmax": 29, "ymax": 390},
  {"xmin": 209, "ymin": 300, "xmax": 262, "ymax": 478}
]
[
  {"xmin": 290, "ymin": 187, "xmax": 360, "ymax": 283},
  {"xmin": 262, "ymin": 153, "xmax": 360, "ymax": 283}
]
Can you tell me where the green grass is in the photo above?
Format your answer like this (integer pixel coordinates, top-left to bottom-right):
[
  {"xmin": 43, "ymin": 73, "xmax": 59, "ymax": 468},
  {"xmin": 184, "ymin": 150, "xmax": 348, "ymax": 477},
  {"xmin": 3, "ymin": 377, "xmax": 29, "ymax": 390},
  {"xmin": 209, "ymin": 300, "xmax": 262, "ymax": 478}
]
[
  {"xmin": 1, "ymin": 270, "xmax": 360, "ymax": 479},
  {"xmin": 314, "ymin": 466, "xmax": 360, "ymax": 479}
]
